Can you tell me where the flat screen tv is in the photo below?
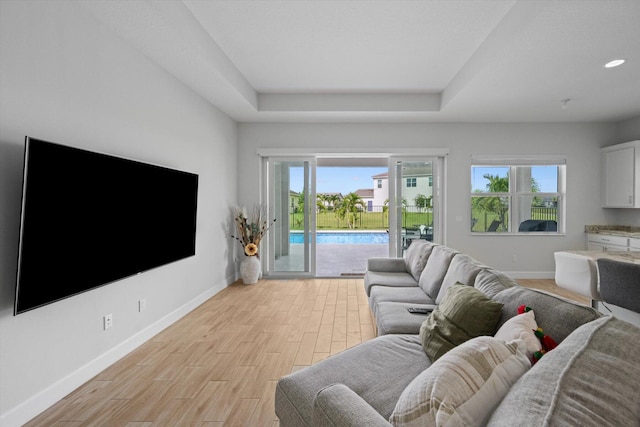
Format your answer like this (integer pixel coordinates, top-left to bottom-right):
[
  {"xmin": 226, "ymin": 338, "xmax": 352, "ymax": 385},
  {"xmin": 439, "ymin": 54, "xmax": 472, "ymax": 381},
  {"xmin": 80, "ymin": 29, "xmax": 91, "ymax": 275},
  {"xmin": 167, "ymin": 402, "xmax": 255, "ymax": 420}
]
[{"xmin": 14, "ymin": 137, "xmax": 199, "ymax": 315}]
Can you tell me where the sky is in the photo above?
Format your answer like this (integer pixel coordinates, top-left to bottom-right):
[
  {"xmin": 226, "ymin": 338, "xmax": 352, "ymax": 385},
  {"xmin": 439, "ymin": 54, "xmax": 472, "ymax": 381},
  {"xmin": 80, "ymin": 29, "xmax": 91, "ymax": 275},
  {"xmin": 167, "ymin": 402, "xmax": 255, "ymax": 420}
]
[
  {"xmin": 290, "ymin": 167, "xmax": 387, "ymax": 194},
  {"xmin": 290, "ymin": 165, "xmax": 559, "ymax": 194},
  {"xmin": 471, "ymin": 166, "xmax": 559, "ymax": 193}
]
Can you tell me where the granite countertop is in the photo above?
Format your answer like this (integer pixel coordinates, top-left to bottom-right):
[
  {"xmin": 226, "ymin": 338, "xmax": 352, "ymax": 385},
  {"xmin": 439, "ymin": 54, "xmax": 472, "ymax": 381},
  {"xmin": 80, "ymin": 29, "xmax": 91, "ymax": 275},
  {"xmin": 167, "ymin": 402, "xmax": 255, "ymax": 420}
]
[
  {"xmin": 585, "ymin": 225, "xmax": 640, "ymax": 238},
  {"xmin": 566, "ymin": 250, "xmax": 640, "ymax": 264}
]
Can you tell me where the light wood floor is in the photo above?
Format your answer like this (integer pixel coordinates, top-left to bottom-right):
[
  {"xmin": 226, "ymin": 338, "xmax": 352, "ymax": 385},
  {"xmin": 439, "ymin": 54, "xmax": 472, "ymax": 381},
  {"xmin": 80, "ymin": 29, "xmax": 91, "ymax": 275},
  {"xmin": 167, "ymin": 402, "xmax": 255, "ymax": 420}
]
[{"xmin": 25, "ymin": 278, "xmax": 587, "ymax": 426}]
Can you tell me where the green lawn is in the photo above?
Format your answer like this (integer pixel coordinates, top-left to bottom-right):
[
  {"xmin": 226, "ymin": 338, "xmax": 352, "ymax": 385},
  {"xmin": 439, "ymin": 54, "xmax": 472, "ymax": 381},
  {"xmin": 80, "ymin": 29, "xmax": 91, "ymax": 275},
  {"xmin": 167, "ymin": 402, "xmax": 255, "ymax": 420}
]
[
  {"xmin": 288, "ymin": 207, "xmax": 556, "ymax": 232},
  {"xmin": 289, "ymin": 210, "xmax": 433, "ymax": 230}
]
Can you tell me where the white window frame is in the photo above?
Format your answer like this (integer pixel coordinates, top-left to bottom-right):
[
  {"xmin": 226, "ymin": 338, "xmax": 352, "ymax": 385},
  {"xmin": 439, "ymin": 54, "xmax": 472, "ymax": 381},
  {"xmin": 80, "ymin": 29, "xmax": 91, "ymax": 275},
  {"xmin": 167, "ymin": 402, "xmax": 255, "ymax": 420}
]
[{"xmin": 470, "ymin": 155, "xmax": 566, "ymax": 235}]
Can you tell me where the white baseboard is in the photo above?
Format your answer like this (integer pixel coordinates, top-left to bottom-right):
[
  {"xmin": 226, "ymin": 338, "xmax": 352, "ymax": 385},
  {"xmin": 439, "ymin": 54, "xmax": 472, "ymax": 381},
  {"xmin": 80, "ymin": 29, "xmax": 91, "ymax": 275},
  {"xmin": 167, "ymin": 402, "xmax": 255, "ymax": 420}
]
[
  {"xmin": 503, "ymin": 270, "xmax": 555, "ymax": 280},
  {"xmin": 1, "ymin": 280, "xmax": 230, "ymax": 427}
]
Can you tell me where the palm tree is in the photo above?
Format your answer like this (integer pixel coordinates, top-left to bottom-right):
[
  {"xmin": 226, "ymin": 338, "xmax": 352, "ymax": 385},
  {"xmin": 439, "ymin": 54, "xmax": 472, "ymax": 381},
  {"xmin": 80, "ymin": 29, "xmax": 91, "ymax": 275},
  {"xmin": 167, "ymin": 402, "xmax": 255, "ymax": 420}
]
[
  {"xmin": 337, "ymin": 192, "xmax": 365, "ymax": 229},
  {"xmin": 316, "ymin": 193, "xmax": 327, "ymax": 213},
  {"xmin": 472, "ymin": 174, "xmax": 509, "ymax": 231},
  {"xmin": 325, "ymin": 193, "xmax": 341, "ymax": 211}
]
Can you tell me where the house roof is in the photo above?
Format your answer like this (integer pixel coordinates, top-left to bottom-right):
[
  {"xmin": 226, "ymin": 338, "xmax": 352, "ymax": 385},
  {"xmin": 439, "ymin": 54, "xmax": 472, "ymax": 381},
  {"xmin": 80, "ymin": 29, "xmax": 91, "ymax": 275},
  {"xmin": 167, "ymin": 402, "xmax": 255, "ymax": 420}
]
[
  {"xmin": 355, "ymin": 189, "xmax": 374, "ymax": 198},
  {"xmin": 79, "ymin": 1, "xmax": 640, "ymax": 123}
]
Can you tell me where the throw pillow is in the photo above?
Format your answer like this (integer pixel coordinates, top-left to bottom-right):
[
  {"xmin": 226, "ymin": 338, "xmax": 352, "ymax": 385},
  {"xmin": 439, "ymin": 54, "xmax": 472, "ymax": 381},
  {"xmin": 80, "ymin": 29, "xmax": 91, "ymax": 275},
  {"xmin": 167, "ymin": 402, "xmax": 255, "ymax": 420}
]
[
  {"xmin": 389, "ymin": 337, "xmax": 530, "ymax": 427},
  {"xmin": 494, "ymin": 310, "xmax": 541, "ymax": 359},
  {"xmin": 419, "ymin": 283, "xmax": 504, "ymax": 361}
]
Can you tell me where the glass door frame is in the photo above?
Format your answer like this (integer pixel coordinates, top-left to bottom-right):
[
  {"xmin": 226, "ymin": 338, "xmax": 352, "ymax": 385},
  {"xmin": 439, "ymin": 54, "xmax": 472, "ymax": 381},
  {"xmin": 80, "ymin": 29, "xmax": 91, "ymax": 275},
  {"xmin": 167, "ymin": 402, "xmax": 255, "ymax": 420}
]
[
  {"xmin": 388, "ymin": 156, "xmax": 444, "ymax": 257},
  {"xmin": 258, "ymin": 148, "xmax": 448, "ymax": 276},
  {"xmin": 262, "ymin": 156, "xmax": 317, "ymax": 278}
]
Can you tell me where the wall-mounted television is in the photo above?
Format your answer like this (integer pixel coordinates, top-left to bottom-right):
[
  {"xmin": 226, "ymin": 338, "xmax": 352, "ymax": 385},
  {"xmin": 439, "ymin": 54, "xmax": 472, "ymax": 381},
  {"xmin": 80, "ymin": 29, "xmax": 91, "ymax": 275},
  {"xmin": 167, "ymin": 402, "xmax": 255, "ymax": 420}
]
[{"xmin": 14, "ymin": 137, "xmax": 199, "ymax": 315}]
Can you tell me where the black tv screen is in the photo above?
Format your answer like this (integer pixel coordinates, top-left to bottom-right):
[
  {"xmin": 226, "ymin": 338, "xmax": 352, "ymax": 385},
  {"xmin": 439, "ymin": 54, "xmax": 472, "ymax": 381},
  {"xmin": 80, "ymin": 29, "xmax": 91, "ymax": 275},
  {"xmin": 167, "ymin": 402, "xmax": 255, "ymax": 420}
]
[{"xmin": 14, "ymin": 137, "xmax": 198, "ymax": 315}]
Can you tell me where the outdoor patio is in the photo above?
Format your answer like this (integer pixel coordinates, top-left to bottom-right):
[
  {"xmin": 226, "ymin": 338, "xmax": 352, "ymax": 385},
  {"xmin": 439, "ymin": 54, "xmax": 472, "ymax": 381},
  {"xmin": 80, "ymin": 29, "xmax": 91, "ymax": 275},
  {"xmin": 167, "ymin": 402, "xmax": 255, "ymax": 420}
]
[{"xmin": 274, "ymin": 243, "xmax": 389, "ymax": 277}]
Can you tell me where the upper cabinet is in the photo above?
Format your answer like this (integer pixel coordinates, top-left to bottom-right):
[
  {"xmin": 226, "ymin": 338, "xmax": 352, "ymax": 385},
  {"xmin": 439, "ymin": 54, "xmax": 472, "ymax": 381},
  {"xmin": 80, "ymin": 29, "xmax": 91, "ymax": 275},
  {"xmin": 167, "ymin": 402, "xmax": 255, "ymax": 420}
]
[{"xmin": 602, "ymin": 140, "xmax": 640, "ymax": 208}]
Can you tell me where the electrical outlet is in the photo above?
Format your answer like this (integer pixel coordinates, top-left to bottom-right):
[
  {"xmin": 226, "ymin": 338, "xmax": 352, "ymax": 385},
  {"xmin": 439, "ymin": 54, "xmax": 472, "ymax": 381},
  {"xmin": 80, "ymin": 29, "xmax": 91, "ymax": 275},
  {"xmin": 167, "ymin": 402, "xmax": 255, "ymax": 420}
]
[
  {"xmin": 512, "ymin": 254, "xmax": 518, "ymax": 262},
  {"xmin": 104, "ymin": 314, "xmax": 113, "ymax": 330},
  {"xmin": 139, "ymin": 298, "xmax": 146, "ymax": 312}
]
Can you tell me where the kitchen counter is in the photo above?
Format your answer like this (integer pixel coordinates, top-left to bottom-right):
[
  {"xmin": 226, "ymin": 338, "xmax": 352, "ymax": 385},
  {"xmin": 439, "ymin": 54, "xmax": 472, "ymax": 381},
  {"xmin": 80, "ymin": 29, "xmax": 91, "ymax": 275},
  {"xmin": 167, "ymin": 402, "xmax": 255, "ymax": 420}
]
[
  {"xmin": 585, "ymin": 225, "xmax": 640, "ymax": 238},
  {"xmin": 566, "ymin": 250, "xmax": 640, "ymax": 264}
]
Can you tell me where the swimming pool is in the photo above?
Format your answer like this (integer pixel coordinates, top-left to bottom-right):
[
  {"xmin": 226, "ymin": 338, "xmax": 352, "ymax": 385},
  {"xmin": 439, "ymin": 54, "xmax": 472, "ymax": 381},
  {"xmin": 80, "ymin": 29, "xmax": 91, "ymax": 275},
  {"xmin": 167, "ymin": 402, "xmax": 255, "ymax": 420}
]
[{"xmin": 290, "ymin": 231, "xmax": 388, "ymax": 244}]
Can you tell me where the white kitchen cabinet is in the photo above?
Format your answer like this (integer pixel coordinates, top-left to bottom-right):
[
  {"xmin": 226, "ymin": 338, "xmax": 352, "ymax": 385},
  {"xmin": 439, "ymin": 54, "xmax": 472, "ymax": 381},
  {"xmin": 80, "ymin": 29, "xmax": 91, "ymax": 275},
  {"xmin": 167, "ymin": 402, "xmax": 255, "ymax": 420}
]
[
  {"xmin": 630, "ymin": 238, "xmax": 640, "ymax": 250},
  {"xmin": 586, "ymin": 233, "xmax": 629, "ymax": 252},
  {"xmin": 602, "ymin": 140, "xmax": 640, "ymax": 208}
]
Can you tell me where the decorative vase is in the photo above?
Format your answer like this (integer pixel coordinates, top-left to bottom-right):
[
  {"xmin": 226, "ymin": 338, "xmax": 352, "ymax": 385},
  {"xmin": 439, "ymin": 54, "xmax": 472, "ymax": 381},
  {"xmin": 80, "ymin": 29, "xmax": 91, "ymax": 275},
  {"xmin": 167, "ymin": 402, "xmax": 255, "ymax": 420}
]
[{"xmin": 240, "ymin": 256, "xmax": 261, "ymax": 285}]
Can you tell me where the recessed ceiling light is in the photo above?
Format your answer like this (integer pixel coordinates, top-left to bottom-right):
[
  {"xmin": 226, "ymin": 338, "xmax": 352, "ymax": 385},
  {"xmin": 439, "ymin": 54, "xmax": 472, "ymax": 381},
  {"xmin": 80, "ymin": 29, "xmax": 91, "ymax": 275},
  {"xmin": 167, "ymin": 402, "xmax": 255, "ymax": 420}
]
[{"xmin": 605, "ymin": 59, "xmax": 626, "ymax": 68}]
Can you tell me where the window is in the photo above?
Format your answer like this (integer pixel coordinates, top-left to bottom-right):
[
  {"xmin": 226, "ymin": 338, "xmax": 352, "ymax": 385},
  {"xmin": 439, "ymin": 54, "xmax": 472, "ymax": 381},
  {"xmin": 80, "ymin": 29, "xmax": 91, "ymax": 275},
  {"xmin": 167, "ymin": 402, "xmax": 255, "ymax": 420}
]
[
  {"xmin": 406, "ymin": 177, "xmax": 417, "ymax": 187},
  {"xmin": 470, "ymin": 157, "xmax": 565, "ymax": 234},
  {"xmin": 377, "ymin": 179, "xmax": 382, "ymax": 189},
  {"xmin": 428, "ymin": 176, "xmax": 433, "ymax": 187}
]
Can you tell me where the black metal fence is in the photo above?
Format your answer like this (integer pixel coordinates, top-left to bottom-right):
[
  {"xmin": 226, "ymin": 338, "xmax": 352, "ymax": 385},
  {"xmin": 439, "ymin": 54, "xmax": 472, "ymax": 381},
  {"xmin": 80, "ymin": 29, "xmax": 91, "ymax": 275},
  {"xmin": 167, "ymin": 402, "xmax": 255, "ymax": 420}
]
[
  {"xmin": 530, "ymin": 207, "xmax": 557, "ymax": 221},
  {"xmin": 293, "ymin": 206, "xmax": 433, "ymax": 230}
]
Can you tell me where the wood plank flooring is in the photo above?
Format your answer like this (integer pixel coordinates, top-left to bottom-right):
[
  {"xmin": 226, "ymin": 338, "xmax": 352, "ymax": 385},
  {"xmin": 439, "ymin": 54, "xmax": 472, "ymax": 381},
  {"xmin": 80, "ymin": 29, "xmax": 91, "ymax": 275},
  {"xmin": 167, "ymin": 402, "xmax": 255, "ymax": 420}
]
[{"xmin": 25, "ymin": 278, "xmax": 587, "ymax": 426}]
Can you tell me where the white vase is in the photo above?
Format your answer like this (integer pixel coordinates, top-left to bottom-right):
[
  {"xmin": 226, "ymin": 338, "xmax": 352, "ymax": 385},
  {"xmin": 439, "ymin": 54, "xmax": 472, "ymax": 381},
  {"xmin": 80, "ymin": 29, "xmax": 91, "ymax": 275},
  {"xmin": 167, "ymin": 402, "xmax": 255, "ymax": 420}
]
[{"xmin": 240, "ymin": 256, "xmax": 261, "ymax": 284}]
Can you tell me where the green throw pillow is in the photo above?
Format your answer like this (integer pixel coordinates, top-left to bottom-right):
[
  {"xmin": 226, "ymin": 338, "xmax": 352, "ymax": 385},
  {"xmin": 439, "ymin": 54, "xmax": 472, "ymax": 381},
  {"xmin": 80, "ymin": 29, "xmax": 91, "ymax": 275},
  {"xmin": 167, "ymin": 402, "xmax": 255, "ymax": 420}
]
[{"xmin": 420, "ymin": 283, "xmax": 504, "ymax": 361}]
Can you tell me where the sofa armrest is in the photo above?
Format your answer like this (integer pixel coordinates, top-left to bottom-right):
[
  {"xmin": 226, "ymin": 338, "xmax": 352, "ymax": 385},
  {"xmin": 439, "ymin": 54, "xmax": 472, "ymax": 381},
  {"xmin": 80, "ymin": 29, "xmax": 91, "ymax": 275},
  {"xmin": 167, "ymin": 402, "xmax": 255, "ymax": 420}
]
[
  {"xmin": 367, "ymin": 257, "xmax": 406, "ymax": 273},
  {"xmin": 313, "ymin": 384, "xmax": 392, "ymax": 427}
]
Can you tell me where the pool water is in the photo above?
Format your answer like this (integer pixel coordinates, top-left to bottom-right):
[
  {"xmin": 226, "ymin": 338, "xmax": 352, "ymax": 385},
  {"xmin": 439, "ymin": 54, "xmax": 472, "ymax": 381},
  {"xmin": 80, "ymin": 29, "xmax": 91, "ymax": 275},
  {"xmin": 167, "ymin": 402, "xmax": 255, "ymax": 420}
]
[{"xmin": 290, "ymin": 232, "xmax": 388, "ymax": 244}]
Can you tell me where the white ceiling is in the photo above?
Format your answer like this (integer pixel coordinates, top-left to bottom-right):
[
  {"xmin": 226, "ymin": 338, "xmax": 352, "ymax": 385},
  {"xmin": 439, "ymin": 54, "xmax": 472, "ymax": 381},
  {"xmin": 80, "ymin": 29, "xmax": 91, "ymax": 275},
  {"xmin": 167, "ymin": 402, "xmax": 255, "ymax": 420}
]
[{"xmin": 76, "ymin": 0, "xmax": 640, "ymax": 123}]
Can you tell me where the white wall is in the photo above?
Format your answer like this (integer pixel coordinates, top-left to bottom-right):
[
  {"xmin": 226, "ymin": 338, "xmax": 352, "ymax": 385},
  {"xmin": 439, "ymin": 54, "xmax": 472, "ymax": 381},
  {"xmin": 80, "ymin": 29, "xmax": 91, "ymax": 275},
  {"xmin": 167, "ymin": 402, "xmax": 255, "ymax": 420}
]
[
  {"xmin": 0, "ymin": 1, "xmax": 237, "ymax": 425},
  {"xmin": 238, "ymin": 122, "xmax": 617, "ymax": 276}
]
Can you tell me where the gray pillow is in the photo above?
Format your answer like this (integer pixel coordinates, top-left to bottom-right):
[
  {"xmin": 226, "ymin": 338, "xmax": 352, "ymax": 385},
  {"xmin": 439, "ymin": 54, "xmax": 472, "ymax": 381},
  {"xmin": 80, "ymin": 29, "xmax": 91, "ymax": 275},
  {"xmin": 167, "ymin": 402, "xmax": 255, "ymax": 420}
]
[
  {"xmin": 418, "ymin": 245, "xmax": 458, "ymax": 299},
  {"xmin": 492, "ymin": 286, "xmax": 601, "ymax": 344},
  {"xmin": 403, "ymin": 240, "xmax": 434, "ymax": 281},
  {"xmin": 474, "ymin": 268, "xmax": 518, "ymax": 298},
  {"xmin": 420, "ymin": 283, "xmax": 504, "ymax": 361},
  {"xmin": 435, "ymin": 254, "xmax": 483, "ymax": 304}
]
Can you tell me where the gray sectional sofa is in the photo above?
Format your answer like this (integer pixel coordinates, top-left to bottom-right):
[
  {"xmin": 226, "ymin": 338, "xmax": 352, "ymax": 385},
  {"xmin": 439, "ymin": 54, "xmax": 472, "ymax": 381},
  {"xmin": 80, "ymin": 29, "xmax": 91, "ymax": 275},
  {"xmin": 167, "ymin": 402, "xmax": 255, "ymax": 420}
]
[
  {"xmin": 275, "ymin": 241, "xmax": 640, "ymax": 426},
  {"xmin": 365, "ymin": 240, "xmax": 517, "ymax": 335}
]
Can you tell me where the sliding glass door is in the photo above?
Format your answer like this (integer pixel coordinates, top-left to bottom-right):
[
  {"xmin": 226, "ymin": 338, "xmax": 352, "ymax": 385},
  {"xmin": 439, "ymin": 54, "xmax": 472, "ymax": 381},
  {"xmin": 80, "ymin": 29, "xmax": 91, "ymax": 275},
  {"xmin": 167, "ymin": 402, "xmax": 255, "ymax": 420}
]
[
  {"xmin": 260, "ymin": 152, "xmax": 445, "ymax": 276},
  {"xmin": 267, "ymin": 158, "xmax": 316, "ymax": 276},
  {"xmin": 389, "ymin": 158, "xmax": 441, "ymax": 257}
]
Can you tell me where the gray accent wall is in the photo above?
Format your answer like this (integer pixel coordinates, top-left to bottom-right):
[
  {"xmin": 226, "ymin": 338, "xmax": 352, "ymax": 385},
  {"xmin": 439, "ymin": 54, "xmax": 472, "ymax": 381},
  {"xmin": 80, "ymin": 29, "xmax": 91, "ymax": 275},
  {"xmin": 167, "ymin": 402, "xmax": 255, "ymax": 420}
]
[{"xmin": 0, "ymin": 1, "xmax": 238, "ymax": 425}]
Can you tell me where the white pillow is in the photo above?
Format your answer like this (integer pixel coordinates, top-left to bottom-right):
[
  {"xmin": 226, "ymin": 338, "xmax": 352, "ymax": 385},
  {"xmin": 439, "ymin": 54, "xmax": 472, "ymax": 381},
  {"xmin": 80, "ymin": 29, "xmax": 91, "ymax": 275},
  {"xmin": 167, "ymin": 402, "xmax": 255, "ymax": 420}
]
[
  {"xmin": 494, "ymin": 310, "xmax": 541, "ymax": 359},
  {"xmin": 389, "ymin": 336, "xmax": 530, "ymax": 427}
]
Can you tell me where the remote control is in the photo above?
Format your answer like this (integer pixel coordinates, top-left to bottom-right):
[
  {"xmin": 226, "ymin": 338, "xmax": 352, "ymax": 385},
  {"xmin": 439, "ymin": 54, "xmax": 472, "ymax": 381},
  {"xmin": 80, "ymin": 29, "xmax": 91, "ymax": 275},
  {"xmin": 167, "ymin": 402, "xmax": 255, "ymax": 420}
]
[{"xmin": 407, "ymin": 307, "xmax": 433, "ymax": 314}]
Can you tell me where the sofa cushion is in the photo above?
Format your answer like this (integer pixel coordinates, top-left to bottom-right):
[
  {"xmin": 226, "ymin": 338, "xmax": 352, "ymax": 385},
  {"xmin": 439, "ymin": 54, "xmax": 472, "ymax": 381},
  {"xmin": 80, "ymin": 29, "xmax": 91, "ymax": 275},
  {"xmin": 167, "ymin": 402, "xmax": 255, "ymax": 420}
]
[
  {"xmin": 494, "ymin": 310, "xmax": 540, "ymax": 359},
  {"xmin": 364, "ymin": 271, "xmax": 418, "ymax": 297},
  {"xmin": 473, "ymin": 268, "xmax": 518, "ymax": 298},
  {"xmin": 419, "ymin": 283, "xmax": 504, "ymax": 361},
  {"xmin": 375, "ymin": 302, "xmax": 436, "ymax": 335},
  {"xmin": 390, "ymin": 337, "xmax": 530, "ymax": 427},
  {"xmin": 418, "ymin": 245, "xmax": 458, "ymax": 299},
  {"xmin": 488, "ymin": 316, "xmax": 640, "ymax": 427},
  {"xmin": 492, "ymin": 286, "xmax": 601, "ymax": 344},
  {"xmin": 275, "ymin": 334, "xmax": 429, "ymax": 426},
  {"xmin": 434, "ymin": 254, "xmax": 484, "ymax": 304},
  {"xmin": 369, "ymin": 286, "xmax": 436, "ymax": 317},
  {"xmin": 403, "ymin": 240, "xmax": 435, "ymax": 282}
]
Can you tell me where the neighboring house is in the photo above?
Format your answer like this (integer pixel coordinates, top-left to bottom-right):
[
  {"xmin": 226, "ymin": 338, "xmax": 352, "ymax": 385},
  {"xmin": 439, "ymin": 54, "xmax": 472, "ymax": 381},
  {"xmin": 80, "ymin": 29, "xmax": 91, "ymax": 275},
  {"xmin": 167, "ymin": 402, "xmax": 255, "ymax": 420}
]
[
  {"xmin": 354, "ymin": 188, "xmax": 374, "ymax": 211},
  {"xmin": 370, "ymin": 168, "xmax": 434, "ymax": 208},
  {"xmin": 372, "ymin": 172, "xmax": 389, "ymax": 207}
]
